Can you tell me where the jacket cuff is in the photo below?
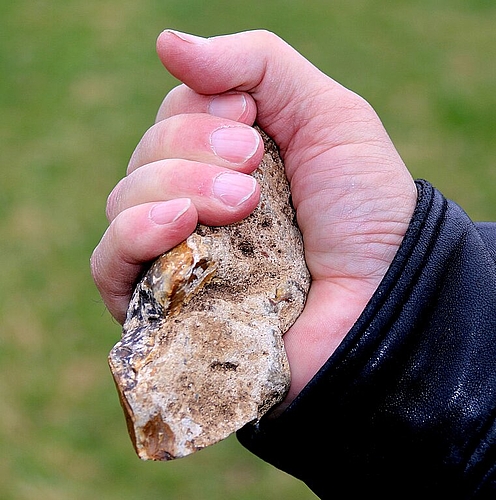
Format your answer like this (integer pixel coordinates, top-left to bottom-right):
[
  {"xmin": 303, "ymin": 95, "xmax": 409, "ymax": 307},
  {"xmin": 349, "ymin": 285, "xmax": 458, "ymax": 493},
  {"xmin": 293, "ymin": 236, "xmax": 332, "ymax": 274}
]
[{"xmin": 237, "ymin": 180, "xmax": 496, "ymax": 497}]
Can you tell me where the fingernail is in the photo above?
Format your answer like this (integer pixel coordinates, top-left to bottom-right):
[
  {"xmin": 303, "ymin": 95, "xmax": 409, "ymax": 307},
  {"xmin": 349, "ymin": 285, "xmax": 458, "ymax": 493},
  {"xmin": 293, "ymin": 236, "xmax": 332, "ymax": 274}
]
[
  {"xmin": 212, "ymin": 172, "xmax": 257, "ymax": 207},
  {"xmin": 149, "ymin": 199, "xmax": 191, "ymax": 225},
  {"xmin": 208, "ymin": 93, "xmax": 247, "ymax": 121},
  {"xmin": 166, "ymin": 30, "xmax": 208, "ymax": 44},
  {"xmin": 210, "ymin": 126, "xmax": 260, "ymax": 164}
]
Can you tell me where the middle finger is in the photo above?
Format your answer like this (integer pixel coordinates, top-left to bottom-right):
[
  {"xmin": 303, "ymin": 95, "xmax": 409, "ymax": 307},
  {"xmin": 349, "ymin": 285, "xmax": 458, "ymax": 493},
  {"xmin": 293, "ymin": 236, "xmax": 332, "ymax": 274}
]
[{"xmin": 127, "ymin": 113, "xmax": 263, "ymax": 174}]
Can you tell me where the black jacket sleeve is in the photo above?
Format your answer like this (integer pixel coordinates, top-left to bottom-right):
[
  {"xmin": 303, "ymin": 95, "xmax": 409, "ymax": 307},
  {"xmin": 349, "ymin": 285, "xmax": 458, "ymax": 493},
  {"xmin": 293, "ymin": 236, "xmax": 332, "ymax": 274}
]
[{"xmin": 237, "ymin": 180, "xmax": 496, "ymax": 499}]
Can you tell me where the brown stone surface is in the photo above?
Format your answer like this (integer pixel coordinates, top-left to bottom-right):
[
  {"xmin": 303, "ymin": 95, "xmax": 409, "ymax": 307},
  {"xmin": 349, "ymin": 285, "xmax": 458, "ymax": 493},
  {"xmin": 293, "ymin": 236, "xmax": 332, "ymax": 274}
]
[{"xmin": 108, "ymin": 128, "xmax": 311, "ymax": 461}]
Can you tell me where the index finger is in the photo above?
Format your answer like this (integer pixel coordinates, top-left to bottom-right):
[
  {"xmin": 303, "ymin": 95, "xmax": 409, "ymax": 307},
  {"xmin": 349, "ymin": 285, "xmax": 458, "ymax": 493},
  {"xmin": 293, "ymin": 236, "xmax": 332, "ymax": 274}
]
[{"xmin": 156, "ymin": 85, "xmax": 257, "ymax": 124}]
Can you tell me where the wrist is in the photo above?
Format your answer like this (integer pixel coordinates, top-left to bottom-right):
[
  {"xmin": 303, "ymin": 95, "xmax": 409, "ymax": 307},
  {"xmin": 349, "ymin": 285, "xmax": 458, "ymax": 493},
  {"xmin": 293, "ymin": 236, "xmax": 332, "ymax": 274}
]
[{"xmin": 281, "ymin": 278, "xmax": 378, "ymax": 407}]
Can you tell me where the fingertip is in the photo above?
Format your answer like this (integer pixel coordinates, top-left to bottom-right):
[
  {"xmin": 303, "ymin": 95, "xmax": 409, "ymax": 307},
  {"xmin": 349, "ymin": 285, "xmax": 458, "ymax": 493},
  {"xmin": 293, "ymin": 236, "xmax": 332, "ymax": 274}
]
[
  {"xmin": 208, "ymin": 93, "xmax": 246, "ymax": 119},
  {"xmin": 156, "ymin": 30, "xmax": 210, "ymax": 71},
  {"xmin": 158, "ymin": 29, "xmax": 209, "ymax": 47},
  {"xmin": 156, "ymin": 86, "xmax": 257, "ymax": 126},
  {"xmin": 110, "ymin": 200, "xmax": 198, "ymax": 263},
  {"xmin": 143, "ymin": 200, "xmax": 199, "ymax": 252},
  {"xmin": 148, "ymin": 198, "xmax": 193, "ymax": 226},
  {"xmin": 156, "ymin": 30, "xmax": 246, "ymax": 95},
  {"xmin": 208, "ymin": 92, "xmax": 257, "ymax": 124}
]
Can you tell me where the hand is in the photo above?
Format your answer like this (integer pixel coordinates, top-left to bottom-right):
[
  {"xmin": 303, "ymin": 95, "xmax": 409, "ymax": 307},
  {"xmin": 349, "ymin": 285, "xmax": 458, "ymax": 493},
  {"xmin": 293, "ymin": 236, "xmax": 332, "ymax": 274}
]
[{"xmin": 91, "ymin": 30, "xmax": 417, "ymax": 406}]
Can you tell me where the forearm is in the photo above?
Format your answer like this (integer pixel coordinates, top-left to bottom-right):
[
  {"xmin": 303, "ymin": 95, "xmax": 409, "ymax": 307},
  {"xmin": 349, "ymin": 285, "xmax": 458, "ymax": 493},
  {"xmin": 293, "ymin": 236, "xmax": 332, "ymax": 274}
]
[{"xmin": 238, "ymin": 180, "xmax": 496, "ymax": 498}]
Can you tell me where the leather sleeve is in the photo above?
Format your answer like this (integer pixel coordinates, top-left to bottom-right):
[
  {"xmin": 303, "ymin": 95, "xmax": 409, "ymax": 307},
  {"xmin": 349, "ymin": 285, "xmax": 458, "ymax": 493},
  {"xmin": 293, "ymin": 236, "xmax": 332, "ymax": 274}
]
[{"xmin": 237, "ymin": 180, "xmax": 496, "ymax": 499}]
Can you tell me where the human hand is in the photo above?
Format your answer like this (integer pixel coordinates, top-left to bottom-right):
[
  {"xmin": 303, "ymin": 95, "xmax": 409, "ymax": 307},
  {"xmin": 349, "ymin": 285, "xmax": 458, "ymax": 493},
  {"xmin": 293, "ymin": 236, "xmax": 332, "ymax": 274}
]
[{"xmin": 91, "ymin": 30, "xmax": 417, "ymax": 406}]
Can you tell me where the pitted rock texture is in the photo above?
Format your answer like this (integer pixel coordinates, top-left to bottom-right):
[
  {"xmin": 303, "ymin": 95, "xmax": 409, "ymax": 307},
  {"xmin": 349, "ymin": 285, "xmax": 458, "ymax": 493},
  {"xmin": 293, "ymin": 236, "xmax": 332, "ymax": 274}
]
[{"xmin": 109, "ymin": 127, "xmax": 311, "ymax": 461}]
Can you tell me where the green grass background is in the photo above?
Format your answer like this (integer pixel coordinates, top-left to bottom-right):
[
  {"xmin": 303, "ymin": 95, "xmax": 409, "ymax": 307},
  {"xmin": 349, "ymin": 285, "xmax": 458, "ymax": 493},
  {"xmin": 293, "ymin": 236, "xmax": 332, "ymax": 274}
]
[{"xmin": 1, "ymin": 0, "xmax": 495, "ymax": 498}]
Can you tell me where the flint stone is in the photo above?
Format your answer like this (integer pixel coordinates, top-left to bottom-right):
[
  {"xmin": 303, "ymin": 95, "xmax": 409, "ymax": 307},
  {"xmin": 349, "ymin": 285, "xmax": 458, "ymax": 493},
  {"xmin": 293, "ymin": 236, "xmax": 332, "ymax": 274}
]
[{"xmin": 108, "ymin": 127, "xmax": 311, "ymax": 461}]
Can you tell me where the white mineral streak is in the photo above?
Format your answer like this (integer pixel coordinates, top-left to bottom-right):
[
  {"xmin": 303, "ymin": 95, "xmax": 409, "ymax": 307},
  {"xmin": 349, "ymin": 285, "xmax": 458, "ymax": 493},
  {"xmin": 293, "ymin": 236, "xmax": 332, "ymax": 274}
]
[{"xmin": 108, "ymin": 127, "xmax": 311, "ymax": 461}]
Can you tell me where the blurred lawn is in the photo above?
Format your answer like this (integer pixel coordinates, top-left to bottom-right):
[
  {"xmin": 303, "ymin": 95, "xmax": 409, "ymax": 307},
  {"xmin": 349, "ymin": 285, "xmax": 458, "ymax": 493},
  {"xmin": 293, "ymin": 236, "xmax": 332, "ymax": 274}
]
[{"xmin": 1, "ymin": 0, "xmax": 495, "ymax": 499}]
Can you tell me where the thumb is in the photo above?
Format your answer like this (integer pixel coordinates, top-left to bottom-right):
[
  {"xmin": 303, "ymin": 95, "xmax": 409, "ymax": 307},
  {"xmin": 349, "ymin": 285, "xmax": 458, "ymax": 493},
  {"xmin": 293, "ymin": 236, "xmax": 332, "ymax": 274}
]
[{"xmin": 156, "ymin": 30, "xmax": 348, "ymax": 152}]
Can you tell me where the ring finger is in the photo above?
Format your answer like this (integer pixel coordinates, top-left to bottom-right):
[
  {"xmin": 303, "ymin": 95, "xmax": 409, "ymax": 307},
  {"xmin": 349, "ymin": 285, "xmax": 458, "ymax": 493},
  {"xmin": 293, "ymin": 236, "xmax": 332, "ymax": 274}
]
[{"xmin": 108, "ymin": 159, "xmax": 261, "ymax": 226}]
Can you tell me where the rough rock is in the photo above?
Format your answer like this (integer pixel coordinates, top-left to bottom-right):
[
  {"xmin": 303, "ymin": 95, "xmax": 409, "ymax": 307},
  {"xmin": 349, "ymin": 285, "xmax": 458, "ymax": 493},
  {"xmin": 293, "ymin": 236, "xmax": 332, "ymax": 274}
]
[{"xmin": 108, "ymin": 127, "xmax": 311, "ymax": 461}]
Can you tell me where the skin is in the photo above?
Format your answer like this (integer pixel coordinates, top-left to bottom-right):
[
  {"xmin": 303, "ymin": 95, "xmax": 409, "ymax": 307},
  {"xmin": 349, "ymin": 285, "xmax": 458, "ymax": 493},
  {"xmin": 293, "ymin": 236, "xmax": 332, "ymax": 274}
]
[{"xmin": 91, "ymin": 30, "xmax": 417, "ymax": 408}]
